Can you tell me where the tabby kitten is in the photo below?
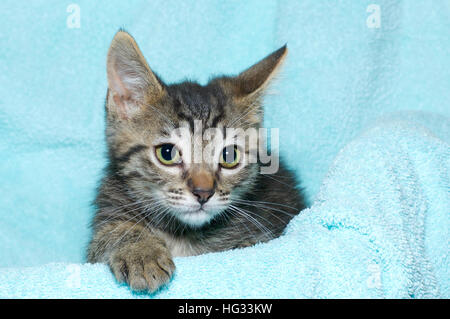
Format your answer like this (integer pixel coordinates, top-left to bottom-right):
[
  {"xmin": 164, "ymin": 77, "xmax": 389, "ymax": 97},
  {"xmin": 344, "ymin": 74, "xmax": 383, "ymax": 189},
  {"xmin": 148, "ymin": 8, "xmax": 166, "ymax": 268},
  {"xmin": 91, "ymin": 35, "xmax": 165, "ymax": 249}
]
[{"xmin": 87, "ymin": 30, "xmax": 305, "ymax": 293}]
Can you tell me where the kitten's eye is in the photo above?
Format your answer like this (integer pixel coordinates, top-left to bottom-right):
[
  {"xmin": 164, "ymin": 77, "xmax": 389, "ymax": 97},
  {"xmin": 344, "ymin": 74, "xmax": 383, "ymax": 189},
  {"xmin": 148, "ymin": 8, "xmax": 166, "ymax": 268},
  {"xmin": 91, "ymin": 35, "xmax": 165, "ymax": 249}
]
[
  {"xmin": 155, "ymin": 144, "xmax": 181, "ymax": 166},
  {"xmin": 220, "ymin": 145, "xmax": 240, "ymax": 169}
]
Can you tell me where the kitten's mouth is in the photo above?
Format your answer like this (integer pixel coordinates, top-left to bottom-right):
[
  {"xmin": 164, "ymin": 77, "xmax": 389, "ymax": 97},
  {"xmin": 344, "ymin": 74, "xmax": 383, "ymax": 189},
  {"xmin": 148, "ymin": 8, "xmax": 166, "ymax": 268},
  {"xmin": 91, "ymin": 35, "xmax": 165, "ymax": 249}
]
[
  {"xmin": 178, "ymin": 208, "xmax": 211, "ymax": 227},
  {"xmin": 185, "ymin": 205, "xmax": 210, "ymax": 215},
  {"xmin": 184, "ymin": 204, "xmax": 219, "ymax": 214},
  {"xmin": 170, "ymin": 203, "xmax": 226, "ymax": 227}
]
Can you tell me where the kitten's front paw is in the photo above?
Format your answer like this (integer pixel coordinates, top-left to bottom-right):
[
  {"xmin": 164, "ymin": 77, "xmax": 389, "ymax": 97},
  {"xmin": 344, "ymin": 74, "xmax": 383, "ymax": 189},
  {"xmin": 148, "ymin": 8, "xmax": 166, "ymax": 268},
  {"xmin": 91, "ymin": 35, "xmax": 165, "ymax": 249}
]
[{"xmin": 109, "ymin": 242, "xmax": 175, "ymax": 293}]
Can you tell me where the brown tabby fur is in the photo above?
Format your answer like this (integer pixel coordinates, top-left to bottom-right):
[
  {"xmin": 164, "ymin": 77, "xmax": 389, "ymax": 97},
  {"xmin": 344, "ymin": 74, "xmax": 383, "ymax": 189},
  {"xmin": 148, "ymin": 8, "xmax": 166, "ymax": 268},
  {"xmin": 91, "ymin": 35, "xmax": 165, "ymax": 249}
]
[{"xmin": 87, "ymin": 30, "xmax": 306, "ymax": 293}]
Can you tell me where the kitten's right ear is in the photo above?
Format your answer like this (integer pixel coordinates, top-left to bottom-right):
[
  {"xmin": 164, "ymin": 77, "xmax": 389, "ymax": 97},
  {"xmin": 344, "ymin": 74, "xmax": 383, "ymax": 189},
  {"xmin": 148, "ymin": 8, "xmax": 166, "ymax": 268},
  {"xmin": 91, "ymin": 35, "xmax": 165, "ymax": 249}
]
[{"xmin": 106, "ymin": 30, "xmax": 164, "ymax": 119}]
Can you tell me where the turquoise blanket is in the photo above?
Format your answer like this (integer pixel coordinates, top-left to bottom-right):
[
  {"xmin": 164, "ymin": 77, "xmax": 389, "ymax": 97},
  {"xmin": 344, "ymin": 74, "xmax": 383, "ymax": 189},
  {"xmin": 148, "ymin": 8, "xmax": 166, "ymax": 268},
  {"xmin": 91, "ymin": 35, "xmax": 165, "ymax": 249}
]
[{"xmin": 0, "ymin": 0, "xmax": 448, "ymax": 298}]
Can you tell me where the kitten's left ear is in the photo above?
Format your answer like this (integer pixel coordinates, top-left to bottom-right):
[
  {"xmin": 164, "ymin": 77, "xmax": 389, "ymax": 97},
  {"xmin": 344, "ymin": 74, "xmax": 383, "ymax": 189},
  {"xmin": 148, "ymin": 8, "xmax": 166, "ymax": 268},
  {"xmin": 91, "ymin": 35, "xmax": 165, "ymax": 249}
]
[
  {"xmin": 218, "ymin": 45, "xmax": 287, "ymax": 125},
  {"xmin": 219, "ymin": 45, "xmax": 287, "ymax": 101},
  {"xmin": 234, "ymin": 45, "xmax": 287, "ymax": 98},
  {"xmin": 106, "ymin": 30, "xmax": 164, "ymax": 119}
]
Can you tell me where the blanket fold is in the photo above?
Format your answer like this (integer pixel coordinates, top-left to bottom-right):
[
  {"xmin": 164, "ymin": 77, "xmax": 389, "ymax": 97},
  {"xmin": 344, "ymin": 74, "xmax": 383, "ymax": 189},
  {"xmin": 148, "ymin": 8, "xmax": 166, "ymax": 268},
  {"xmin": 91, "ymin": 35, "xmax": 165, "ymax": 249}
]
[
  {"xmin": 0, "ymin": 0, "xmax": 449, "ymax": 298},
  {"xmin": 1, "ymin": 113, "xmax": 448, "ymax": 298}
]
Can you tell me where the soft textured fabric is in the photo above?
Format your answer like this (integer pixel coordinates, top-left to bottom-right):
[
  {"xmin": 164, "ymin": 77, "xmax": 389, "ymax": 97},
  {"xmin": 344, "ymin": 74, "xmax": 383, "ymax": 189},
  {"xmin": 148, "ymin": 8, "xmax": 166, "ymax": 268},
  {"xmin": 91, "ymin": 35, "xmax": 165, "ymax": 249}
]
[
  {"xmin": 0, "ymin": 0, "xmax": 448, "ymax": 298},
  {"xmin": 0, "ymin": 112, "xmax": 448, "ymax": 298}
]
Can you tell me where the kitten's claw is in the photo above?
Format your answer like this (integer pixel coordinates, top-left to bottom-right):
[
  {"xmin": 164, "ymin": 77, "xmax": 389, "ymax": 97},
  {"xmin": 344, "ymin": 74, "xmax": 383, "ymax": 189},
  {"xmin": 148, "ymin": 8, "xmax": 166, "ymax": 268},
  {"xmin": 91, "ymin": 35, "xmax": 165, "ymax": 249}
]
[{"xmin": 109, "ymin": 243, "xmax": 175, "ymax": 293}]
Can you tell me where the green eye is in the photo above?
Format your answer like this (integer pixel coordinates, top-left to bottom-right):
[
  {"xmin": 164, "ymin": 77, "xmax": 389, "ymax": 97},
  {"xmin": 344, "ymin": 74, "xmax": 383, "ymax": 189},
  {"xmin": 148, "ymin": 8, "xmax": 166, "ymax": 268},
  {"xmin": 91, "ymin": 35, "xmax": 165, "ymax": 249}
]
[
  {"xmin": 155, "ymin": 144, "xmax": 181, "ymax": 165},
  {"xmin": 220, "ymin": 145, "xmax": 240, "ymax": 169}
]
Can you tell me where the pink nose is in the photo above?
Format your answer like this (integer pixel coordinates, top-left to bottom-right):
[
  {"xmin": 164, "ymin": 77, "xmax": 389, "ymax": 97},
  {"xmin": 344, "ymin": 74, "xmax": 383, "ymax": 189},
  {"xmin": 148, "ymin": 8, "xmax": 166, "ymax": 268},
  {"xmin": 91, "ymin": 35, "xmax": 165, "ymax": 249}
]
[
  {"xmin": 187, "ymin": 170, "xmax": 215, "ymax": 205},
  {"xmin": 191, "ymin": 188, "xmax": 214, "ymax": 204}
]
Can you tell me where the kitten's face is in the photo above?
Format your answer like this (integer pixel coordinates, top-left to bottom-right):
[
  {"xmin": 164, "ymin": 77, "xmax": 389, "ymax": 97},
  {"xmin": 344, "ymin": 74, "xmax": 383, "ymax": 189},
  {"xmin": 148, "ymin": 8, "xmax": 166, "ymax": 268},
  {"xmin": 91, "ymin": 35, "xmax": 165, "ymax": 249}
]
[
  {"xmin": 105, "ymin": 31, "xmax": 286, "ymax": 227},
  {"xmin": 112, "ymin": 84, "xmax": 260, "ymax": 227}
]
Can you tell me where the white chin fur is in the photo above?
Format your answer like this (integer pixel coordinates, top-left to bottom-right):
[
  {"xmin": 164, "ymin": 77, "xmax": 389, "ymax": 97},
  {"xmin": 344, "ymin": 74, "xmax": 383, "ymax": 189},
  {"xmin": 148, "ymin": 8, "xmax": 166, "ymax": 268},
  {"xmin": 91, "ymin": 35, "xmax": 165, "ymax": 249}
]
[{"xmin": 177, "ymin": 210, "xmax": 213, "ymax": 227}]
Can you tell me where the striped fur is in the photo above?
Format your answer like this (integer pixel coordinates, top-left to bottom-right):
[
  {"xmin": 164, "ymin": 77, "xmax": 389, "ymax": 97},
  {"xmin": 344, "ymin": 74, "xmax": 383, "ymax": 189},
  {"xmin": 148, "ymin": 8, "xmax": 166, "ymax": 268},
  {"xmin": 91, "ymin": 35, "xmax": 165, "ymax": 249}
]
[{"xmin": 87, "ymin": 30, "xmax": 306, "ymax": 292}]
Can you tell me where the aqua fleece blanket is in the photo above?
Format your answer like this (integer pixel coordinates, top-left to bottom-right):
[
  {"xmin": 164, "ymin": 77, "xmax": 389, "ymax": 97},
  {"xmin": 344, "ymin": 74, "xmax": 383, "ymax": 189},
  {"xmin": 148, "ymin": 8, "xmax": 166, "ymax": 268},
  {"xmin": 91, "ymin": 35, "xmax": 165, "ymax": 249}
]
[{"xmin": 0, "ymin": 1, "xmax": 449, "ymax": 298}]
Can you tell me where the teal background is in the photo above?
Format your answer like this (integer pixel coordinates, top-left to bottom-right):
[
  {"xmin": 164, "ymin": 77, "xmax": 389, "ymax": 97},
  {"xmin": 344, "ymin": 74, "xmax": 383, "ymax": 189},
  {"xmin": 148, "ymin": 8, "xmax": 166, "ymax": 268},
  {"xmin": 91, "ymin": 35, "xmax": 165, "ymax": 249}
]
[{"xmin": 0, "ymin": 1, "xmax": 449, "ymax": 269}]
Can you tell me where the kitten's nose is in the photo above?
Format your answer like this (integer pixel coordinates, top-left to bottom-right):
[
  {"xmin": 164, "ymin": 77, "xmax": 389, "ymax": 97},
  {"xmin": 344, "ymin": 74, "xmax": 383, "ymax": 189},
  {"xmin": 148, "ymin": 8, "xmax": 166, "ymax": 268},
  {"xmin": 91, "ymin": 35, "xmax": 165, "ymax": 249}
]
[
  {"xmin": 188, "ymin": 171, "xmax": 215, "ymax": 205},
  {"xmin": 192, "ymin": 188, "xmax": 214, "ymax": 205}
]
